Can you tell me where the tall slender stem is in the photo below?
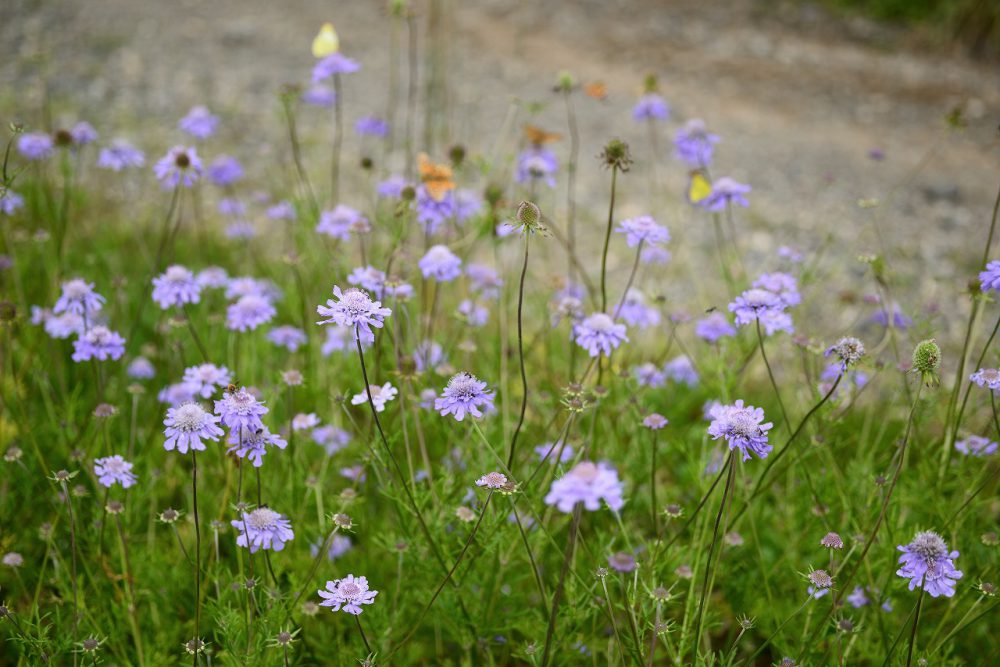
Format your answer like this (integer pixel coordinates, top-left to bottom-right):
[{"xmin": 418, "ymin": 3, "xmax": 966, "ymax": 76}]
[
  {"xmin": 756, "ymin": 318, "xmax": 791, "ymax": 433},
  {"xmin": 192, "ymin": 450, "xmax": 201, "ymax": 667},
  {"xmin": 330, "ymin": 73, "xmax": 343, "ymax": 204},
  {"xmin": 599, "ymin": 166, "xmax": 619, "ymax": 313},
  {"xmin": 541, "ymin": 505, "xmax": 582, "ymax": 667},
  {"xmin": 691, "ymin": 452, "xmax": 735, "ymax": 661},
  {"xmin": 508, "ymin": 233, "xmax": 530, "ymax": 468},
  {"xmin": 905, "ymin": 576, "xmax": 927, "ymax": 667}
]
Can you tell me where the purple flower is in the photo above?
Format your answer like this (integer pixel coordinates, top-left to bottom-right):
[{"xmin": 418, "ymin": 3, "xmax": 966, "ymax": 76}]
[
  {"xmin": 227, "ymin": 294, "xmax": 276, "ymax": 332},
  {"xmin": 196, "ymin": 267, "xmax": 229, "ymax": 289},
  {"xmin": 515, "ymin": 146, "xmax": 559, "ymax": 188},
  {"xmin": 544, "ymin": 461, "xmax": 625, "ymax": 513},
  {"xmin": 72, "ymin": 326, "xmax": 125, "ymax": 362},
  {"xmin": 701, "ymin": 177, "xmax": 751, "ymax": 212},
  {"xmin": 664, "ymin": 355, "xmax": 699, "ymax": 387},
  {"xmin": 608, "ymin": 551, "xmax": 637, "ymax": 573},
  {"xmin": 872, "ymin": 301, "xmax": 912, "ymax": 329},
  {"xmin": 707, "ymin": 400, "xmax": 773, "ymax": 461},
  {"xmin": 641, "ymin": 245, "xmax": 672, "ymax": 265},
  {"xmin": 70, "ymin": 122, "xmax": 98, "ymax": 146},
  {"xmin": 267, "ymin": 326, "xmax": 307, "ymax": 352},
  {"xmin": 17, "ymin": 132, "xmax": 54, "ymax": 160},
  {"xmin": 312, "ymin": 53, "xmax": 361, "ymax": 82},
  {"xmin": 127, "ymin": 357, "xmax": 156, "ymax": 380},
  {"xmin": 414, "ymin": 340, "xmax": 447, "ymax": 373},
  {"xmin": 435, "ymin": 372, "xmax": 495, "ymax": 421},
  {"xmin": 312, "ymin": 425, "xmax": 351, "ymax": 456},
  {"xmin": 633, "ymin": 362, "xmax": 666, "ymax": 388},
  {"xmin": 154, "ymin": 146, "xmax": 203, "ymax": 188},
  {"xmin": 152, "ymin": 265, "xmax": 202, "ymax": 309},
  {"xmin": 55, "ymin": 278, "xmax": 105, "ymax": 316},
  {"xmin": 970, "ymin": 368, "xmax": 1000, "ymax": 391},
  {"xmin": 163, "ymin": 402, "xmax": 224, "ymax": 453},
  {"xmin": 318, "ymin": 574, "xmax": 378, "ymax": 615},
  {"xmin": 233, "ymin": 507, "xmax": 294, "ymax": 552},
  {"xmin": 347, "ymin": 265, "xmax": 386, "ymax": 293},
  {"xmin": 94, "ymin": 455, "xmax": 137, "ymax": 488},
  {"xmin": 207, "ymin": 155, "xmax": 244, "ymax": 186},
  {"xmin": 535, "ymin": 442, "xmax": 574, "ymax": 464},
  {"xmin": 214, "ymin": 387, "xmax": 268, "ymax": 433},
  {"xmin": 355, "ymin": 115, "xmax": 389, "ymax": 138},
  {"xmin": 350, "ymin": 382, "xmax": 397, "ymax": 412},
  {"xmin": 322, "ymin": 325, "xmax": 371, "ymax": 356},
  {"xmin": 574, "ymin": 313, "xmax": 628, "ymax": 358},
  {"xmin": 729, "ymin": 288, "xmax": 785, "ymax": 327},
  {"xmin": 632, "ymin": 93, "xmax": 670, "ymax": 121},
  {"xmin": 311, "ymin": 534, "xmax": 353, "ymax": 561},
  {"xmin": 340, "ymin": 465, "xmax": 366, "ymax": 483},
  {"xmin": 980, "ymin": 260, "xmax": 1000, "ymax": 292},
  {"xmin": 316, "ymin": 286, "xmax": 391, "ymax": 339},
  {"xmin": 225, "ymin": 276, "xmax": 274, "ymax": 300},
  {"xmin": 43, "ymin": 311, "xmax": 85, "ymax": 339},
  {"xmin": 415, "ymin": 185, "xmax": 455, "ymax": 234},
  {"xmin": 695, "ymin": 312, "xmax": 736, "ymax": 342},
  {"xmin": 158, "ymin": 383, "xmax": 198, "ymax": 406},
  {"xmin": 454, "ymin": 189, "xmax": 484, "ymax": 222},
  {"xmin": 752, "ymin": 272, "xmax": 800, "ymax": 307},
  {"xmin": 226, "ymin": 425, "xmax": 287, "ymax": 467},
  {"xmin": 267, "ymin": 200, "xmax": 296, "ymax": 221},
  {"xmin": 178, "ymin": 106, "xmax": 219, "ymax": 140},
  {"xmin": 846, "ymin": 586, "xmax": 870, "ymax": 608},
  {"xmin": 955, "ymin": 435, "xmax": 997, "ymax": 457},
  {"xmin": 316, "ymin": 205, "xmax": 369, "ymax": 240},
  {"xmin": 457, "ymin": 300, "xmax": 489, "ymax": 327},
  {"xmin": 97, "ymin": 139, "xmax": 145, "ymax": 171},
  {"xmin": 896, "ymin": 531, "xmax": 963, "ymax": 598},
  {"xmin": 377, "ymin": 175, "xmax": 409, "ymax": 199},
  {"xmin": 778, "ymin": 245, "xmax": 803, "ymax": 263},
  {"xmin": 643, "ymin": 413, "xmax": 669, "ymax": 429},
  {"xmin": 550, "ymin": 285, "xmax": 584, "ymax": 327},
  {"xmin": 674, "ymin": 119, "xmax": 719, "ymax": 168},
  {"xmin": 618, "ymin": 289, "xmax": 661, "ymax": 329},
  {"xmin": 476, "ymin": 471, "xmax": 508, "ymax": 489},
  {"xmin": 1, "ymin": 189, "xmax": 24, "ymax": 216},
  {"xmin": 466, "ymin": 264, "xmax": 503, "ymax": 299},
  {"xmin": 419, "ymin": 245, "xmax": 462, "ymax": 282},
  {"xmin": 225, "ymin": 220, "xmax": 256, "ymax": 239},
  {"xmin": 293, "ymin": 413, "xmax": 320, "ymax": 431},
  {"xmin": 616, "ymin": 215, "xmax": 670, "ymax": 247},
  {"xmin": 182, "ymin": 363, "xmax": 232, "ymax": 399},
  {"xmin": 302, "ymin": 84, "xmax": 336, "ymax": 107}
]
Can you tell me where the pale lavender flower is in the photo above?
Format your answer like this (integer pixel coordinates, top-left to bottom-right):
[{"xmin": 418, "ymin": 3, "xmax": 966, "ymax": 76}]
[
  {"xmin": 70, "ymin": 122, "xmax": 98, "ymax": 146},
  {"xmin": 664, "ymin": 356, "xmax": 698, "ymax": 387},
  {"xmin": 302, "ymin": 84, "xmax": 336, "ymax": 107},
  {"xmin": 196, "ymin": 267, "xmax": 230, "ymax": 289},
  {"xmin": 696, "ymin": 312, "xmax": 736, "ymax": 342},
  {"xmin": 759, "ymin": 310, "xmax": 795, "ymax": 336},
  {"xmin": 267, "ymin": 200, "xmax": 297, "ymax": 221},
  {"xmin": 476, "ymin": 471, "xmax": 508, "ymax": 489},
  {"xmin": 312, "ymin": 425, "xmax": 351, "ymax": 456},
  {"xmin": 515, "ymin": 146, "xmax": 559, "ymax": 188},
  {"xmin": 457, "ymin": 300, "xmax": 489, "ymax": 327},
  {"xmin": 673, "ymin": 119, "xmax": 719, "ymax": 168},
  {"xmin": 154, "ymin": 146, "xmax": 202, "ymax": 188},
  {"xmin": 535, "ymin": 442, "xmax": 574, "ymax": 464},
  {"xmin": 896, "ymin": 531, "xmax": 963, "ymax": 598},
  {"xmin": 435, "ymin": 372, "xmax": 495, "ymax": 421},
  {"xmin": 979, "ymin": 260, "xmax": 1000, "ymax": 292},
  {"xmin": 544, "ymin": 461, "xmax": 625, "ymax": 513},
  {"xmin": 350, "ymin": 382, "xmax": 397, "ymax": 412},
  {"xmin": 292, "ymin": 413, "xmax": 320, "ymax": 431},
  {"xmin": 340, "ymin": 465, "xmax": 366, "ymax": 483},
  {"xmin": 178, "ymin": 106, "xmax": 219, "ymax": 139},
  {"xmin": 227, "ymin": 294, "xmax": 276, "ymax": 332},
  {"xmin": 872, "ymin": 302, "xmax": 912, "ymax": 329},
  {"xmin": 312, "ymin": 53, "xmax": 361, "ymax": 82},
  {"xmin": 640, "ymin": 245, "xmax": 672, "ymax": 265},
  {"xmin": 225, "ymin": 220, "xmax": 256, "ymax": 240},
  {"xmin": 267, "ymin": 326, "xmax": 308, "ymax": 352},
  {"xmin": 316, "ymin": 286, "xmax": 391, "ymax": 339},
  {"xmin": 94, "ymin": 455, "xmax": 137, "ymax": 488},
  {"xmin": 17, "ymin": 132, "xmax": 54, "ymax": 160},
  {"xmin": 377, "ymin": 175, "xmax": 409, "ymax": 198},
  {"xmin": 970, "ymin": 368, "xmax": 1000, "ymax": 391},
  {"xmin": 218, "ymin": 197, "xmax": 244, "ymax": 217},
  {"xmin": 97, "ymin": 139, "xmax": 145, "ymax": 171},
  {"xmin": 226, "ymin": 425, "xmax": 287, "ymax": 467},
  {"xmin": 454, "ymin": 189, "xmax": 483, "ymax": 222},
  {"xmin": 778, "ymin": 245, "xmax": 803, "ymax": 263},
  {"xmin": 729, "ymin": 288, "xmax": 785, "ymax": 327},
  {"xmin": 414, "ymin": 340, "xmax": 448, "ymax": 373},
  {"xmin": 152, "ymin": 265, "xmax": 202, "ymax": 309},
  {"xmin": 633, "ymin": 362, "xmax": 667, "ymax": 388},
  {"xmin": 43, "ymin": 311, "xmax": 84, "ymax": 338},
  {"xmin": 608, "ymin": 552, "xmax": 637, "ymax": 573},
  {"xmin": 955, "ymin": 435, "xmax": 997, "ymax": 457},
  {"xmin": 707, "ymin": 400, "xmax": 773, "ymax": 461},
  {"xmin": 846, "ymin": 586, "xmax": 870, "ymax": 608},
  {"xmin": 163, "ymin": 402, "xmax": 224, "ymax": 453},
  {"xmin": 346, "ymin": 265, "xmax": 386, "ymax": 294},
  {"xmin": 1, "ymin": 189, "xmax": 23, "ymax": 216},
  {"xmin": 643, "ymin": 413, "xmax": 669, "ymax": 430},
  {"xmin": 701, "ymin": 177, "xmax": 751, "ymax": 212},
  {"xmin": 618, "ymin": 289, "xmax": 661, "ymax": 329},
  {"xmin": 311, "ymin": 535, "xmax": 353, "ymax": 561},
  {"xmin": 2, "ymin": 552, "xmax": 24, "ymax": 568},
  {"xmin": 752, "ymin": 272, "xmax": 800, "ymax": 307},
  {"xmin": 72, "ymin": 326, "xmax": 125, "ymax": 362},
  {"xmin": 233, "ymin": 507, "xmax": 294, "ymax": 552},
  {"xmin": 322, "ymin": 324, "xmax": 371, "ymax": 356},
  {"xmin": 466, "ymin": 264, "xmax": 503, "ymax": 300},
  {"xmin": 415, "ymin": 185, "xmax": 455, "ymax": 234},
  {"xmin": 616, "ymin": 215, "xmax": 670, "ymax": 247},
  {"xmin": 632, "ymin": 93, "xmax": 669, "ymax": 121},
  {"xmin": 214, "ymin": 387, "xmax": 268, "ymax": 433},
  {"xmin": 355, "ymin": 116, "xmax": 389, "ymax": 137},
  {"xmin": 419, "ymin": 245, "xmax": 462, "ymax": 282},
  {"xmin": 225, "ymin": 276, "xmax": 280, "ymax": 301},
  {"xmin": 182, "ymin": 363, "xmax": 233, "ymax": 399},
  {"xmin": 207, "ymin": 155, "xmax": 243, "ymax": 186},
  {"xmin": 55, "ymin": 279, "xmax": 105, "ymax": 316},
  {"xmin": 158, "ymin": 382, "xmax": 198, "ymax": 406},
  {"xmin": 316, "ymin": 205, "xmax": 369, "ymax": 240},
  {"xmin": 318, "ymin": 574, "xmax": 378, "ymax": 615},
  {"xmin": 550, "ymin": 285, "xmax": 585, "ymax": 327},
  {"xmin": 127, "ymin": 357, "xmax": 156, "ymax": 380},
  {"xmin": 574, "ymin": 313, "xmax": 628, "ymax": 357}
]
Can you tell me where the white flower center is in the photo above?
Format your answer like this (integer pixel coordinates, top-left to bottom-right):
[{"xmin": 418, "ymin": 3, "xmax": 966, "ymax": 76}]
[
  {"xmin": 175, "ymin": 403, "xmax": 207, "ymax": 432},
  {"xmin": 910, "ymin": 531, "xmax": 947, "ymax": 561},
  {"xmin": 247, "ymin": 508, "xmax": 279, "ymax": 530},
  {"xmin": 727, "ymin": 410, "xmax": 759, "ymax": 439},
  {"xmin": 585, "ymin": 314, "xmax": 615, "ymax": 333}
]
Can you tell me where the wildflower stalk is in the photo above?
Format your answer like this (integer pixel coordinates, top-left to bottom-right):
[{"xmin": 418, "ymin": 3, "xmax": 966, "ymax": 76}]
[
  {"xmin": 755, "ymin": 318, "xmax": 791, "ymax": 433},
  {"xmin": 612, "ymin": 240, "xmax": 644, "ymax": 318},
  {"xmin": 290, "ymin": 524, "xmax": 341, "ymax": 613},
  {"xmin": 541, "ymin": 504, "xmax": 582, "ymax": 667},
  {"xmin": 904, "ymin": 575, "xmax": 927, "ymax": 667},
  {"xmin": 115, "ymin": 511, "xmax": 146, "ymax": 666},
  {"xmin": 951, "ymin": 309, "xmax": 1000, "ymax": 438},
  {"xmin": 354, "ymin": 615, "xmax": 372, "ymax": 655},
  {"xmin": 690, "ymin": 451, "xmax": 735, "ymax": 662},
  {"xmin": 280, "ymin": 92, "xmax": 318, "ymax": 215},
  {"xmin": 649, "ymin": 429, "xmax": 660, "ymax": 534},
  {"xmin": 182, "ymin": 304, "xmax": 209, "ymax": 363},
  {"xmin": 191, "ymin": 450, "xmax": 202, "ymax": 667},
  {"xmin": 59, "ymin": 477, "xmax": 80, "ymax": 667},
  {"xmin": 599, "ymin": 575, "xmax": 630, "ymax": 664},
  {"xmin": 507, "ymin": 232, "xmax": 530, "ymax": 469},
  {"xmin": 599, "ymin": 165, "xmax": 619, "ymax": 313}
]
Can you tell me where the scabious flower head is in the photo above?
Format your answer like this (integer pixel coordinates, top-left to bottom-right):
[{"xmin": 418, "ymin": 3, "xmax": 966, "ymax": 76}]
[
  {"xmin": 226, "ymin": 425, "xmax": 287, "ymax": 467},
  {"xmin": 674, "ymin": 119, "xmax": 719, "ymax": 168},
  {"xmin": 267, "ymin": 326, "xmax": 308, "ymax": 352},
  {"xmin": 94, "ymin": 455, "xmax": 137, "ymax": 488},
  {"xmin": 608, "ymin": 551, "xmax": 637, "ymax": 572},
  {"xmin": 351, "ymin": 382, "xmax": 398, "ymax": 412},
  {"xmin": 207, "ymin": 155, "xmax": 244, "ymax": 186},
  {"xmin": 227, "ymin": 294, "xmax": 276, "ymax": 332},
  {"xmin": 821, "ymin": 532, "xmax": 844, "ymax": 549},
  {"xmin": 312, "ymin": 425, "xmax": 351, "ymax": 456},
  {"xmin": 707, "ymin": 400, "xmax": 773, "ymax": 461},
  {"xmin": 154, "ymin": 146, "xmax": 203, "ymax": 188},
  {"xmin": 643, "ymin": 413, "xmax": 669, "ymax": 429},
  {"xmin": 163, "ymin": 402, "xmax": 224, "ymax": 453},
  {"xmin": 616, "ymin": 215, "xmax": 670, "ymax": 247},
  {"xmin": 97, "ymin": 139, "xmax": 145, "ymax": 171},
  {"xmin": 214, "ymin": 387, "xmax": 268, "ymax": 433},
  {"xmin": 955, "ymin": 435, "xmax": 998, "ymax": 457},
  {"xmin": 476, "ymin": 471, "xmax": 508, "ymax": 490},
  {"xmin": 535, "ymin": 442, "xmax": 574, "ymax": 464},
  {"xmin": 302, "ymin": 84, "xmax": 336, "ymax": 107},
  {"xmin": 17, "ymin": 132, "xmax": 54, "ymax": 160},
  {"xmin": 127, "ymin": 357, "xmax": 156, "ymax": 380},
  {"xmin": 182, "ymin": 363, "xmax": 232, "ymax": 399},
  {"xmin": 752, "ymin": 272, "xmax": 800, "ymax": 307},
  {"xmin": 467, "ymin": 264, "xmax": 503, "ymax": 299},
  {"xmin": 825, "ymin": 337, "xmax": 865, "ymax": 369},
  {"xmin": 808, "ymin": 569, "xmax": 833, "ymax": 590},
  {"xmin": 316, "ymin": 205, "xmax": 369, "ymax": 240},
  {"xmin": 55, "ymin": 278, "xmax": 105, "ymax": 316},
  {"xmin": 312, "ymin": 53, "xmax": 361, "ymax": 82},
  {"xmin": 457, "ymin": 299, "xmax": 489, "ymax": 327},
  {"xmin": 515, "ymin": 146, "xmax": 559, "ymax": 188},
  {"xmin": 178, "ymin": 106, "xmax": 219, "ymax": 139},
  {"xmin": 700, "ymin": 177, "xmax": 751, "ymax": 211},
  {"xmin": 550, "ymin": 285, "xmax": 585, "ymax": 327},
  {"xmin": 72, "ymin": 326, "xmax": 126, "ymax": 362},
  {"xmin": 316, "ymin": 286, "xmax": 391, "ymax": 338},
  {"xmin": 355, "ymin": 115, "xmax": 389, "ymax": 137},
  {"xmin": 573, "ymin": 313, "xmax": 628, "ymax": 358},
  {"xmin": 159, "ymin": 382, "xmax": 198, "ymax": 406},
  {"xmin": 377, "ymin": 174, "xmax": 409, "ymax": 199},
  {"xmin": 414, "ymin": 340, "xmax": 448, "ymax": 374},
  {"xmin": 729, "ymin": 288, "xmax": 785, "ymax": 327},
  {"xmin": 435, "ymin": 372, "xmax": 495, "ymax": 421},
  {"xmin": 225, "ymin": 276, "xmax": 280, "ymax": 301},
  {"xmin": 544, "ymin": 461, "xmax": 624, "ymax": 513},
  {"xmin": 196, "ymin": 267, "xmax": 229, "ymax": 289},
  {"xmin": 896, "ymin": 531, "xmax": 963, "ymax": 598},
  {"xmin": 696, "ymin": 312, "xmax": 736, "ymax": 342},
  {"xmin": 970, "ymin": 367, "xmax": 1000, "ymax": 391},
  {"xmin": 267, "ymin": 200, "xmax": 296, "ymax": 221},
  {"xmin": 618, "ymin": 289, "xmax": 661, "ymax": 330},
  {"xmin": 318, "ymin": 574, "xmax": 378, "ymax": 615},
  {"xmin": 632, "ymin": 93, "xmax": 669, "ymax": 121},
  {"xmin": 292, "ymin": 413, "xmax": 320, "ymax": 431},
  {"xmin": 233, "ymin": 507, "xmax": 294, "ymax": 552},
  {"xmin": 979, "ymin": 260, "xmax": 1000, "ymax": 292},
  {"xmin": 152, "ymin": 265, "xmax": 201, "ymax": 309},
  {"xmin": 664, "ymin": 355, "xmax": 699, "ymax": 387},
  {"xmin": 68, "ymin": 121, "xmax": 98, "ymax": 146},
  {"xmin": 419, "ymin": 245, "xmax": 462, "ymax": 282},
  {"xmin": 633, "ymin": 362, "xmax": 666, "ymax": 388},
  {"xmin": 0, "ymin": 188, "xmax": 24, "ymax": 216}
]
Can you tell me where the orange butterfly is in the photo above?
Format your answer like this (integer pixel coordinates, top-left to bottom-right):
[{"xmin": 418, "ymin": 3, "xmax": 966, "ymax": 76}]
[
  {"xmin": 584, "ymin": 82, "xmax": 608, "ymax": 100},
  {"xmin": 523, "ymin": 124, "xmax": 562, "ymax": 146},
  {"xmin": 417, "ymin": 153, "xmax": 455, "ymax": 202}
]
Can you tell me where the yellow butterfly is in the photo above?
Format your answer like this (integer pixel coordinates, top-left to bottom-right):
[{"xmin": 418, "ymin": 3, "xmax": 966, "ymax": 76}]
[
  {"xmin": 687, "ymin": 170, "xmax": 712, "ymax": 205},
  {"xmin": 418, "ymin": 153, "xmax": 455, "ymax": 202},
  {"xmin": 312, "ymin": 23, "xmax": 340, "ymax": 58}
]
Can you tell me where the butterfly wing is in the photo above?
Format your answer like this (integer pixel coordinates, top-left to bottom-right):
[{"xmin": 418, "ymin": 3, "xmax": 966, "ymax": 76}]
[
  {"xmin": 312, "ymin": 23, "xmax": 340, "ymax": 58},
  {"xmin": 688, "ymin": 171, "xmax": 712, "ymax": 204}
]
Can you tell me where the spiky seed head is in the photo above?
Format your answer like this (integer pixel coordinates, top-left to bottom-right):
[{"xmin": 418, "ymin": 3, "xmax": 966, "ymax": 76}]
[{"xmin": 911, "ymin": 339, "xmax": 941, "ymax": 386}]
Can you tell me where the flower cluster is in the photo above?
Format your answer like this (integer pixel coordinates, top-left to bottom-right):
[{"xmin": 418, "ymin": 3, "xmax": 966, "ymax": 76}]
[{"xmin": 544, "ymin": 461, "xmax": 625, "ymax": 513}]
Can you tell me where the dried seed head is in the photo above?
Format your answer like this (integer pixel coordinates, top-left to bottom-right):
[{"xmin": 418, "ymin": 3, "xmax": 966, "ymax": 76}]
[
  {"xmin": 515, "ymin": 200, "xmax": 542, "ymax": 232},
  {"xmin": 600, "ymin": 139, "xmax": 633, "ymax": 171}
]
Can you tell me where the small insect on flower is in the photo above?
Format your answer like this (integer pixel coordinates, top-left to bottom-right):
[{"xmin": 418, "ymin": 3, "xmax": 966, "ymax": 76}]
[
  {"xmin": 318, "ymin": 574, "xmax": 378, "ymax": 615},
  {"xmin": 163, "ymin": 402, "xmax": 224, "ymax": 454},
  {"xmin": 476, "ymin": 471, "xmax": 508, "ymax": 490},
  {"xmin": 896, "ymin": 531, "xmax": 963, "ymax": 598},
  {"xmin": 94, "ymin": 455, "xmax": 137, "ymax": 488},
  {"xmin": 544, "ymin": 461, "xmax": 624, "ymax": 513},
  {"xmin": 233, "ymin": 507, "xmax": 295, "ymax": 552},
  {"xmin": 435, "ymin": 372, "xmax": 495, "ymax": 421}
]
